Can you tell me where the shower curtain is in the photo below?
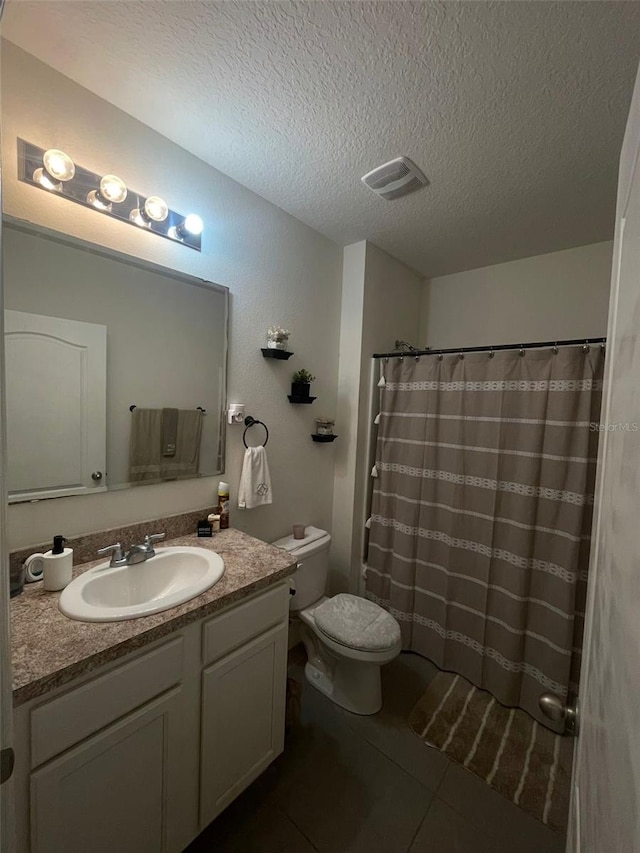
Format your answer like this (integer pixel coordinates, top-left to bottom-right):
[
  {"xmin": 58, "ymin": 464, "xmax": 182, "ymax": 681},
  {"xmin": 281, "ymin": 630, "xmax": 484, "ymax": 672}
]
[{"xmin": 365, "ymin": 346, "xmax": 604, "ymax": 727}]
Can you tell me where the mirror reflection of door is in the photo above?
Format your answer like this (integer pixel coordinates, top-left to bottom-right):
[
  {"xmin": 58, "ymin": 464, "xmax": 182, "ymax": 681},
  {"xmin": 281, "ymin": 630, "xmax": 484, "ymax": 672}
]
[
  {"xmin": 4, "ymin": 310, "xmax": 107, "ymax": 501},
  {"xmin": 3, "ymin": 222, "xmax": 229, "ymax": 498}
]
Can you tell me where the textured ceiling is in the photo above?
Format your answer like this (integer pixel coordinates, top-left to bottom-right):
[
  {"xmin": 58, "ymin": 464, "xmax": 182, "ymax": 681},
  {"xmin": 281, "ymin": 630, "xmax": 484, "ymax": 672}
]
[{"xmin": 3, "ymin": 1, "xmax": 640, "ymax": 277}]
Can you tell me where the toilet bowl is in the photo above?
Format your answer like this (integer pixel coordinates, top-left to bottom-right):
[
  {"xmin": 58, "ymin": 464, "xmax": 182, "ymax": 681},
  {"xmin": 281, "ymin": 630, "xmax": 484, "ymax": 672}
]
[{"xmin": 272, "ymin": 527, "xmax": 401, "ymax": 715}]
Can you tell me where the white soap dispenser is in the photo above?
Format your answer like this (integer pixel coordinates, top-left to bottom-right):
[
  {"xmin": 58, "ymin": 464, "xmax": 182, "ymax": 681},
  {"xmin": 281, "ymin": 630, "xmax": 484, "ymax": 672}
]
[{"xmin": 24, "ymin": 534, "xmax": 73, "ymax": 591}]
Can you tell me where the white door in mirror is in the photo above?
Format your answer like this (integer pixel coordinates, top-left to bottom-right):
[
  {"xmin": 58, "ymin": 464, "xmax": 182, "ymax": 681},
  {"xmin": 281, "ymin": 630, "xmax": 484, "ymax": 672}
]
[
  {"xmin": 59, "ymin": 547, "xmax": 224, "ymax": 622},
  {"xmin": 4, "ymin": 310, "xmax": 107, "ymax": 502}
]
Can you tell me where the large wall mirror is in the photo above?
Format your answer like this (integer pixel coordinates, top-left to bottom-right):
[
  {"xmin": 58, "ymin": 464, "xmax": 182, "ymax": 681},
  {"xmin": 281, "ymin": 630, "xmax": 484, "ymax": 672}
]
[{"xmin": 3, "ymin": 220, "xmax": 228, "ymax": 503}]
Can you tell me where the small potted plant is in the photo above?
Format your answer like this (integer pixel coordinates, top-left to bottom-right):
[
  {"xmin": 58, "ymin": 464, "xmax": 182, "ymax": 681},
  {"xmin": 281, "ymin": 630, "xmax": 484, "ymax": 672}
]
[
  {"xmin": 267, "ymin": 326, "xmax": 291, "ymax": 350},
  {"xmin": 291, "ymin": 368, "xmax": 316, "ymax": 400}
]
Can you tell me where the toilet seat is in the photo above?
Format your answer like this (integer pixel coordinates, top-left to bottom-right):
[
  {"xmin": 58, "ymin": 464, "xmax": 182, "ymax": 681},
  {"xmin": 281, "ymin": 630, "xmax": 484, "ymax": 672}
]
[
  {"xmin": 272, "ymin": 525, "xmax": 402, "ymax": 714},
  {"xmin": 313, "ymin": 593, "xmax": 401, "ymax": 652}
]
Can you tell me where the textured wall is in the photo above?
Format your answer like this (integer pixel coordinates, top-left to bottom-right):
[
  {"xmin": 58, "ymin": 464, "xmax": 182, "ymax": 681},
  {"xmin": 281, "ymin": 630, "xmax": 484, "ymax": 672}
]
[
  {"xmin": 331, "ymin": 242, "xmax": 422, "ymax": 592},
  {"xmin": 420, "ymin": 242, "xmax": 613, "ymax": 349},
  {"xmin": 2, "ymin": 43, "xmax": 343, "ymax": 549},
  {"xmin": 331, "ymin": 243, "xmax": 366, "ymax": 592}
]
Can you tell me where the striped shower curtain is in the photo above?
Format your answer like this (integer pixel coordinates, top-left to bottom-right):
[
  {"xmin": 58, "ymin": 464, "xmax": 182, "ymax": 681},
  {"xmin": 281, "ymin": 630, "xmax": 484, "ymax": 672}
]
[{"xmin": 365, "ymin": 346, "xmax": 604, "ymax": 729}]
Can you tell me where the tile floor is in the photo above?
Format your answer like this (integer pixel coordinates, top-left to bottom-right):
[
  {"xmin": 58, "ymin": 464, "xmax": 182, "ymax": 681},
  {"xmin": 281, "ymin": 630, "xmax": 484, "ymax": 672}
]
[{"xmin": 186, "ymin": 651, "xmax": 566, "ymax": 853}]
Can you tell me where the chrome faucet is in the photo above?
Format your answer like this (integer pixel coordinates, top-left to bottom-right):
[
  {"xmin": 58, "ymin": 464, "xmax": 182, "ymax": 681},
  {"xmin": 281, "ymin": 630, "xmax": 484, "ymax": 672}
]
[
  {"xmin": 97, "ymin": 533, "xmax": 165, "ymax": 567},
  {"xmin": 97, "ymin": 542, "xmax": 127, "ymax": 567},
  {"xmin": 125, "ymin": 532, "xmax": 166, "ymax": 565}
]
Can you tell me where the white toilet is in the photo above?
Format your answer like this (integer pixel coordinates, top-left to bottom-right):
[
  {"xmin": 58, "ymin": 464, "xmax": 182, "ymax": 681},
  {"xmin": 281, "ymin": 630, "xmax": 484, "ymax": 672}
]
[{"xmin": 272, "ymin": 526, "xmax": 402, "ymax": 715}]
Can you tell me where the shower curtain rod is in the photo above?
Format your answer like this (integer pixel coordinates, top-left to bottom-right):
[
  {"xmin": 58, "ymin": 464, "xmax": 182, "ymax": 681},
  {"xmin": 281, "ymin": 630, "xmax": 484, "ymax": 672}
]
[{"xmin": 372, "ymin": 337, "xmax": 607, "ymax": 359}]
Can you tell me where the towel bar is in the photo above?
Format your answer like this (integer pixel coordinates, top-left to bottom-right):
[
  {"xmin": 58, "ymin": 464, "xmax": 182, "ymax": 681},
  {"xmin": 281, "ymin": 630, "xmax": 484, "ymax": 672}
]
[{"xmin": 129, "ymin": 405, "xmax": 206, "ymax": 413}]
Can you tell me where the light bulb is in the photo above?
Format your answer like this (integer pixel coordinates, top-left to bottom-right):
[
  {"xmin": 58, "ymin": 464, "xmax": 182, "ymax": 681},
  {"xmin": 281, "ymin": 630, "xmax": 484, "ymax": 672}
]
[
  {"xmin": 87, "ymin": 189, "xmax": 112, "ymax": 211},
  {"xmin": 129, "ymin": 195, "xmax": 168, "ymax": 227},
  {"xmin": 32, "ymin": 148, "xmax": 75, "ymax": 191},
  {"xmin": 144, "ymin": 196, "xmax": 168, "ymax": 222},
  {"xmin": 42, "ymin": 149, "xmax": 75, "ymax": 181},
  {"xmin": 32, "ymin": 167, "xmax": 62, "ymax": 191},
  {"xmin": 99, "ymin": 174, "xmax": 127, "ymax": 203},
  {"xmin": 183, "ymin": 213, "xmax": 203, "ymax": 236},
  {"xmin": 171, "ymin": 213, "xmax": 204, "ymax": 240},
  {"xmin": 129, "ymin": 208, "xmax": 148, "ymax": 227},
  {"xmin": 86, "ymin": 174, "xmax": 127, "ymax": 212}
]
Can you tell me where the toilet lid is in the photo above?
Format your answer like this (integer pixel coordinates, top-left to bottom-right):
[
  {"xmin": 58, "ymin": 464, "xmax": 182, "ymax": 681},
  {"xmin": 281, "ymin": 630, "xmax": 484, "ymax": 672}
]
[{"xmin": 313, "ymin": 594, "xmax": 401, "ymax": 651}]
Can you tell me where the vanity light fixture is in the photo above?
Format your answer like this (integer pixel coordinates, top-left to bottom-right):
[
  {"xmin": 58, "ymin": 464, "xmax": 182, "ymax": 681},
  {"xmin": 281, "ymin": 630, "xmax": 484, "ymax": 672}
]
[
  {"xmin": 18, "ymin": 139, "xmax": 203, "ymax": 251},
  {"xmin": 130, "ymin": 195, "xmax": 169, "ymax": 227},
  {"xmin": 87, "ymin": 174, "xmax": 128, "ymax": 212},
  {"xmin": 32, "ymin": 148, "xmax": 75, "ymax": 191}
]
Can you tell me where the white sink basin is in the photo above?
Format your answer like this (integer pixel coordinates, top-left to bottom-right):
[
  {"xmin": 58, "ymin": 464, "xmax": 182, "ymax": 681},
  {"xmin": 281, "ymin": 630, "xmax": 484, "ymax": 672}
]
[{"xmin": 59, "ymin": 546, "xmax": 225, "ymax": 622}]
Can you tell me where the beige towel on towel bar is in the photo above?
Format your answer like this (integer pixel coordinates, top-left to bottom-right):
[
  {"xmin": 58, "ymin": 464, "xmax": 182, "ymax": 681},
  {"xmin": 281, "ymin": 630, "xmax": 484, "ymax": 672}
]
[
  {"xmin": 129, "ymin": 408, "xmax": 203, "ymax": 482},
  {"xmin": 161, "ymin": 407, "xmax": 179, "ymax": 457}
]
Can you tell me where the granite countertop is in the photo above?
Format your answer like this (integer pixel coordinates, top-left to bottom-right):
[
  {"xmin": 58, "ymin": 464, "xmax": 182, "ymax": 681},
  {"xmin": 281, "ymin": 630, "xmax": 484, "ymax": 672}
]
[{"xmin": 11, "ymin": 529, "xmax": 296, "ymax": 706}]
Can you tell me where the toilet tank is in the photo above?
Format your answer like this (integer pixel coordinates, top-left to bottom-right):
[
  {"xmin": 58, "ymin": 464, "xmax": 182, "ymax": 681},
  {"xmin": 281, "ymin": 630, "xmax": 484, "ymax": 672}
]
[{"xmin": 271, "ymin": 527, "xmax": 331, "ymax": 611}]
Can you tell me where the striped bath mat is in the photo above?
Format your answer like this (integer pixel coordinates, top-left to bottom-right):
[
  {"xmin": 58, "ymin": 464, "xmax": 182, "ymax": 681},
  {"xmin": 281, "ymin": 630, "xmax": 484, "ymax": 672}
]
[{"xmin": 408, "ymin": 672, "xmax": 573, "ymax": 834}]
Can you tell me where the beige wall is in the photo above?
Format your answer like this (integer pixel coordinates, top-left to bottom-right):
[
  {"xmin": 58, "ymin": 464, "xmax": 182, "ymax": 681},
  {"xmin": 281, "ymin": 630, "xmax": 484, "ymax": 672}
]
[
  {"xmin": 330, "ymin": 242, "xmax": 366, "ymax": 592},
  {"xmin": 331, "ymin": 242, "xmax": 422, "ymax": 592},
  {"xmin": 420, "ymin": 241, "xmax": 613, "ymax": 348},
  {"xmin": 2, "ymin": 42, "xmax": 343, "ymax": 549}
]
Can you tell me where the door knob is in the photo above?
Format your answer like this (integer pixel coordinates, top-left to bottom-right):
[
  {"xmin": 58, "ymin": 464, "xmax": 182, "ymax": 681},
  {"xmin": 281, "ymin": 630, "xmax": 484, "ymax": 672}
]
[
  {"xmin": 539, "ymin": 692, "xmax": 579, "ymax": 736},
  {"xmin": 91, "ymin": 471, "xmax": 103, "ymax": 481}
]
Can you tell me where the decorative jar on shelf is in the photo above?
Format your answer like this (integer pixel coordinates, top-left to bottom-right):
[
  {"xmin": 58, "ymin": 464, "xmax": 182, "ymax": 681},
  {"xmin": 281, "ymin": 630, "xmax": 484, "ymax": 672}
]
[
  {"xmin": 315, "ymin": 417, "xmax": 335, "ymax": 436},
  {"xmin": 267, "ymin": 326, "xmax": 291, "ymax": 350}
]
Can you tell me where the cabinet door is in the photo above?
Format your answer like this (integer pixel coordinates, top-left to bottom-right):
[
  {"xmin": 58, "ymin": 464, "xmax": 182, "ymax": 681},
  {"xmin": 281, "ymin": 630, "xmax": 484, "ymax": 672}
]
[
  {"xmin": 30, "ymin": 688, "xmax": 180, "ymax": 853},
  {"xmin": 200, "ymin": 622, "xmax": 287, "ymax": 826}
]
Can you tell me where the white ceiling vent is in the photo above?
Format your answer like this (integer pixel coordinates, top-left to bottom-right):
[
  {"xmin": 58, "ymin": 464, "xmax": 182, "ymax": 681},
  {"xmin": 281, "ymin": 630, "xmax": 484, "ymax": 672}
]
[{"xmin": 361, "ymin": 156, "xmax": 428, "ymax": 201}]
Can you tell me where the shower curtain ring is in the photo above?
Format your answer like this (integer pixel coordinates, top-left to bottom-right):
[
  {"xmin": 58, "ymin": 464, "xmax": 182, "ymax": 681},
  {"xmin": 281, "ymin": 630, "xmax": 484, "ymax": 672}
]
[
  {"xmin": 384, "ymin": 357, "xmax": 389, "ymax": 364},
  {"xmin": 553, "ymin": 343, "xmax": 559, "ymax": 354},
  {"xmin": 519, "ymin": 345, "xmax": 525, "ymax": 357},
  {"xmin": 601, "ymin": 342, "xmax": 606, "ymax": 352},
  {"xmin": 582, "ymin": 341, "xmax": 590, "ymax": 353},
  {"xmin": 415, "ymin": 354, "xmax": 420, "ymax": 362},
  {"xmin": 438, "ymin": 351, "xmax": 443, "ymax": 361},
  {"xmin": 489, "ymin": 348, "xmax": 495, "ymax": 359},
  {"xmin": 458, "ymin": 350, "xmax": 464, "ymax": 360}
]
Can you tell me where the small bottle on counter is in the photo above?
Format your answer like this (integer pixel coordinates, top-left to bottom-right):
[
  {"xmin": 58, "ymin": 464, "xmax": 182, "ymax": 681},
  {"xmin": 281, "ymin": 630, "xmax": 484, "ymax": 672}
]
[
  {"xmin": 207, "ymin": 513, "xmax": 221, "ymax": 532},
  {"xmin": 217, "ymin": 481, "xmax": 230, "ymax": 529}
]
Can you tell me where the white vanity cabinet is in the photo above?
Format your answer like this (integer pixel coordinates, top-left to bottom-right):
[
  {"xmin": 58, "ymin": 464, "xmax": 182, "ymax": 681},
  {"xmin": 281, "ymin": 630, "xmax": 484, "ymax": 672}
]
[
  {"xmin": 12, "ymin": 581, "xmax": 290, "ymax": 853},
  {"xmin": 30, "ymin": 688, "xmax": 183, "ymax": 853},
  {"xmin": 200, "ymin": 584, "xmax": 289, "ymax": 825}
]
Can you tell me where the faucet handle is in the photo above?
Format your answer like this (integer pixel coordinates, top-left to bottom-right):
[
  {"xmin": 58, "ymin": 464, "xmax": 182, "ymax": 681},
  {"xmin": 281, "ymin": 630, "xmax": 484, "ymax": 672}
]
[
  {"xmin": 144, "ymin": 532, "xmax": 166, "ymax": 546},
  {"xmin": 97, "ymin": 543, "xmax": 126, "ymax": 566}
]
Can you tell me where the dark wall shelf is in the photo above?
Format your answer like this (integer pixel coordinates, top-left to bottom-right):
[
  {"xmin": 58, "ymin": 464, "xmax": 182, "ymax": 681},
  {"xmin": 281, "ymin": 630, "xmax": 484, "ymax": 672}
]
[
  {"xmin": 261, "ymin": 348, "xmax": 294, "ymax": 360},
  {"xmin": 311, "ymin": 434, "xmax": 337, "ymax": 443},
  {"xmin": 288, "ymin": 395, "xmax": 316, "ymax": 404}
]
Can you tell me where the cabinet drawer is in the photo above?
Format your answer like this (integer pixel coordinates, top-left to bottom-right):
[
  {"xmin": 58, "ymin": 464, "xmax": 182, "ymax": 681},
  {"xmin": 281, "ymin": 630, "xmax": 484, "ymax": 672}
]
[
  {"xmin": 202, "ymin": 582, "xmax": 288, "ymax": 666},
  {"xmin": 30, "ymin": 636, "xmax": 183, "ymax": 768}
]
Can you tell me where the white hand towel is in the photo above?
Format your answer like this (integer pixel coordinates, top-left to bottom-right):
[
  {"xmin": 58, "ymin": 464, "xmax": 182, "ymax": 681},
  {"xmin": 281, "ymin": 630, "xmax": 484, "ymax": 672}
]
[{"xmin": 238, "ymin": 446, "xmax": 273, "ymax": 509}]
